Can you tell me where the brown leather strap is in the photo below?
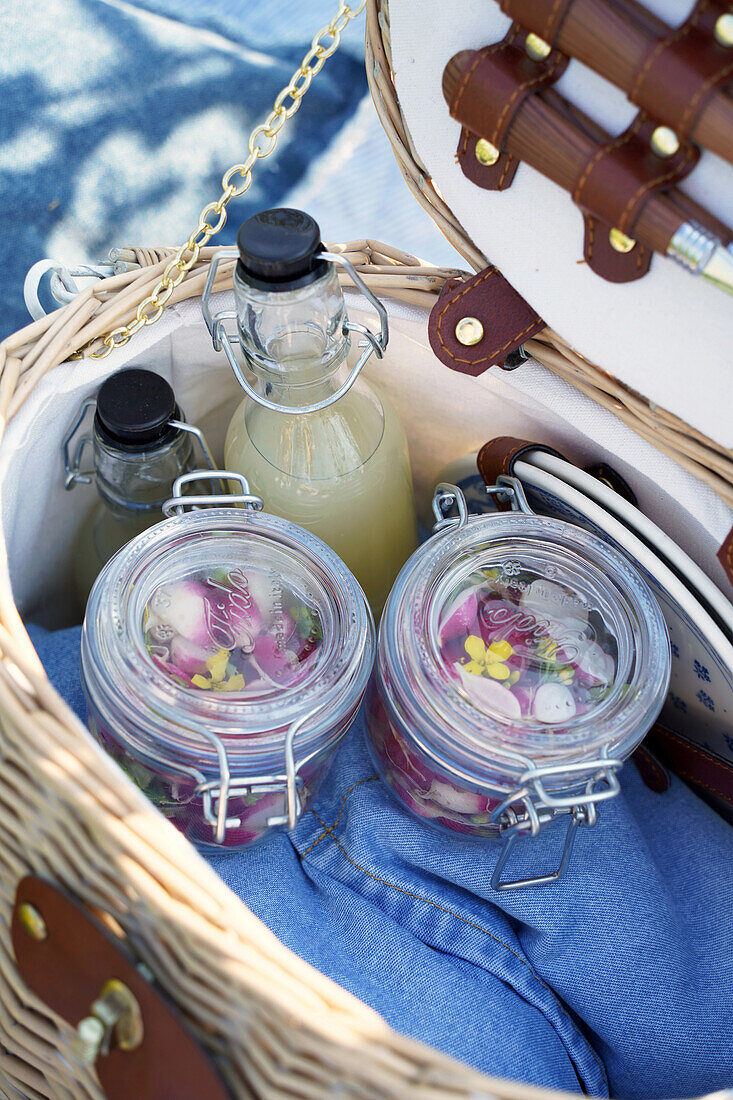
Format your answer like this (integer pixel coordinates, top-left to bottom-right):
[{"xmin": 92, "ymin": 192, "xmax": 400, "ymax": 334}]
[
  {"xmin": 647, "ymin": 725, "xmax": 733, "ymax": 813},
  {"xmin": 716, "ymin": 526, "xmax": 733, "ymax": 590},
  {"xmin": 456, "ymin": 128, "xmax": 519, "ymax": 192},
  {"xmin": 582, "ymin": 212, "xmax": 653, "ymax": 283},
  {"xmin": 499, "ymin": 0, "xmax": 574, "ymax": 47},
  {"xmin": 448, "ymin": 26, "xmax": 568, "ymax": 151},
  {"xmin": 630, "ymin": 0, "xmax": 733, "ymax": 141},
  {"xmin": 476, "ymin": 436, "xmax": 565, "ymax": 489},
  {"xmin": 572, "ymin": 112, "xmax": 699, "ymax": 238},
  {"xmin": 631, "ymin": 742, "xmax": 671, "ymax": 793},
  {"xmin": 428, "ymin": 269, "xmax": 545, "ymax": 375}
]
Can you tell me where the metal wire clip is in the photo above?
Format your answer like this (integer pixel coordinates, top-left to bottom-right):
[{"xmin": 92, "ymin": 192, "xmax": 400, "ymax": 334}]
[
  {"xmin": 200, "ymin": 249, "xmax": 389, "ymax": 415},
  {"xmin": 431, "ymin": 474, "xmax": 534, "ymax": 534},
  {"xmin": 431, "ymin": 475, "xmax": 625, "ymax": 889}
]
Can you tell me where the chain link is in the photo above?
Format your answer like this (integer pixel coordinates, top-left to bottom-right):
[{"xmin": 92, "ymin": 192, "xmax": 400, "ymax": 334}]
[{"xmin": 88, "ymin": 0, "xmax": 366, "ymax": 359}]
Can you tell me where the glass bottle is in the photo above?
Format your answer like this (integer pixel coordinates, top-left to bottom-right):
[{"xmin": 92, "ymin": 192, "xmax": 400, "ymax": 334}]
[
  {"xmin": 73, "ymin": 369, "xmax": 194, "ymax": 608},
  {"xmin": 223, "ymin": 208, "xmax": 417, "ymax": 619}
]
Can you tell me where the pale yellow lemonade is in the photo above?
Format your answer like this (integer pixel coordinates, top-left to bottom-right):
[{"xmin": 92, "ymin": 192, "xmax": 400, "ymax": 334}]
[{"xmin": 224, "ymin": 363, "xmax": 417, "ymax": 619}]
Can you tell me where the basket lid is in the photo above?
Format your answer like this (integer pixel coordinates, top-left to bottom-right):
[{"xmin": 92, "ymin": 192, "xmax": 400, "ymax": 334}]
[{"xmin": 383, "ymin": 0, "xmax": 733, "ymax": 449}]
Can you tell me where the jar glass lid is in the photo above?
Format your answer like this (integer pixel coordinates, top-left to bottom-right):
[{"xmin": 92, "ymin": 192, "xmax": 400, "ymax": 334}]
[
  {"xmin": 83, "ymin": 508, "xmax": 374, "ymax": 771},
  {"xmin": 381, "ymin": 513, "xmax": 670, "ymax": 788}
]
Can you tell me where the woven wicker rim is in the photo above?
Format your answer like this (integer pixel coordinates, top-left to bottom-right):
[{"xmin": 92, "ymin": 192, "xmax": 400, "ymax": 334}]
[{"xmin": 365, "ymin": 0, "xmax": 733, "ymax": 507}]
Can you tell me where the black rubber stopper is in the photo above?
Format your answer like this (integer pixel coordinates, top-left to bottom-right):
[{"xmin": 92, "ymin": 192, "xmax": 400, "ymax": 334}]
[
  {"xmin": 236, "ymin": 208, "xmax": 326, "ymax": 290},
  {"xmin": 95, "ymin": 368, "xmax": 179, "ymax": 451}
]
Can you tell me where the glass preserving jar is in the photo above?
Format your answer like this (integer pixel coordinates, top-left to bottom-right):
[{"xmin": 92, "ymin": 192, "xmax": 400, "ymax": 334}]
[
  {"xmin": 366, "ymin": 480, "xmax": 671, "ymax": 889},
  {"xmin": 81, "ymin": 473, "xmax": 374, "ymax": 850}
]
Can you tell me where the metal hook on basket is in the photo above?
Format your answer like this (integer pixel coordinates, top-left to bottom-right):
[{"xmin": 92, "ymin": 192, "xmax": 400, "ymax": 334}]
[
  {"xmin": 201, "ymin": 248, "xmax": 390, "ymax": 416},
  {"xmin": 24, "ymin": 258, "xmax": 124, "ymax": 320}
]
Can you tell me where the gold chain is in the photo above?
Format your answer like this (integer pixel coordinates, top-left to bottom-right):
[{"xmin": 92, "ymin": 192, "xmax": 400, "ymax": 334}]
[{"xmin": 88, "ymin": 0, "xmax": 366, "ymax": 359}]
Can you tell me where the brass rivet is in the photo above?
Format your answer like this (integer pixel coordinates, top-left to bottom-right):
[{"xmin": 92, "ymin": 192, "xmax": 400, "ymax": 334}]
[
  {"xmin": 650, "ymin": 125, "xmax": 680, "ymax": 157},
  {"xmin": 18, "ymin": 903, "xmax": 47, "ymax": 942},
  {"xmin": 609, "ymin": 228, "xmax": 636, "ymax": 254},
  {"xmin": 525, "ymin": 32, "xmax": 552, "ymax": 61},
  {"xmin": 475, "ymin": 138, "xmax": 500, "ymax": 166},
  {"xmin": 455, "ymin": 317, "xmax": 484, "ymax": 346},
  {"xmin": 714, "ymin": 12, "xmax": 733, "ymax": 46}
]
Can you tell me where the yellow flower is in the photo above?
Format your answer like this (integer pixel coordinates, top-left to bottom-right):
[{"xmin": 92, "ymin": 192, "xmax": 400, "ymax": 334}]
[
  {"xmin": 537, "ymin": 638, "xmax": 558, "ymax": 662},
  {"xmin": 207, "ymin": 648, "xmax": 230, "ymax": 684},
  {"xmin": 218, "ymin": 674, "xmax": 246, "ymax": 692},
  {"xmin": 463, "ymin": 635, "xmax": 514, "ymax": 681},
  {"xmin": 191, "ymin": 649, "xmax": 235, "ymax": 690}
]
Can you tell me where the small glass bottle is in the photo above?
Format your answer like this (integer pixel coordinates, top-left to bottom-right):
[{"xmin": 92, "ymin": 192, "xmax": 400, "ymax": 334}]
[
  {"xmin": 223, "ymin": 208, "xmax": 418, "ymax": 619},
  {"xmin": 73, "ymin": 369, "xmax": 194, "ymax": 607}
]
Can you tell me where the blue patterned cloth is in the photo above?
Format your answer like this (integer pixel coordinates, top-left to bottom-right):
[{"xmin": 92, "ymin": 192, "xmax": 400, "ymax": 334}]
[
  {"xmin": 28, "ymin": 623, "xmax": 733, "ymax": 1099},
  {"xmin": 1, "ymin": 0, "xmax": 459, "ymax": 340}
]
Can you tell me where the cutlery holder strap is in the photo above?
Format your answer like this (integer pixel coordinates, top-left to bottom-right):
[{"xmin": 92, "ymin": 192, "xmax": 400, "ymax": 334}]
[
  {"xmin": 450, "ymin": 26, "xmax": 568, "ymax": 191},
  {"xmin": 629, "ymin": 0, "xmax": 733, "ymax": 142},
  {"xmin": 499, "ymin": 0, "xmax": 573, "ymax": 48},
  {"xmin": 647, "ymin": 726, "xmax": 733, "ymax": 819},
  {"xmin": 476, "ymin": 436, "xmax": 564, "ymax": 512},
  {"xmin": 572, "ymin": 113, "xmax": 699, "ymax": 238}
]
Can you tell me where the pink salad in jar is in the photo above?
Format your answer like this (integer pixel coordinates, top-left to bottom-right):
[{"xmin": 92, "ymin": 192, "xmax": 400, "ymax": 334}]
[
  {"xmin": 82, "ymin": 505, "xmax": 374, "ymax": 850},
  {"xmin": 367, "ymin": 509, "xmax": 670, "ymax": 848}
]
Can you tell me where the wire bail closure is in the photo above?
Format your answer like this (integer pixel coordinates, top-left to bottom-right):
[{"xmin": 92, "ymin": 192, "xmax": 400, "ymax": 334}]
[
  {"xmin": 158, "ymin": 471, "xmax": 321, "ymax": 843},
  {"xmin": 431, "ymin": 475, "xmax": 624, "ymax": 890},
  {"xmin": 62, "ymin": 399, "xmax": 217, "ymax": 491},
  {"xmin": 162, "ymin": 469, "xmax": 263, "ymax": 516},
  {"xmin": 132, "ymin": 705, "xmax": 323, "ymax": 845},
  {"xmin": 201, "ymin": 248, "xmax": 389, "ymax": 415},
  {"xmin": 431, "ymin": 474, "xmax": 534, "ymax": 534},
  {"xmin": 489, "ymin": 755, "xmax": 623, "ymax": 890}
]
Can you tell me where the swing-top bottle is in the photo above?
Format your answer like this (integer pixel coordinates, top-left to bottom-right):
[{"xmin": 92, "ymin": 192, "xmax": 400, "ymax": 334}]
[{"xmin": 224, "ymin": 208, "xmax": 417, "ymax": 617}]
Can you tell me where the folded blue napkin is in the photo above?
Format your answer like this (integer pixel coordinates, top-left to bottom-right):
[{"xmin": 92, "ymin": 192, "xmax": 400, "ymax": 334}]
[{"xmin": 28, "ymin": 623, "xmax": 733, "ymax": 1099}]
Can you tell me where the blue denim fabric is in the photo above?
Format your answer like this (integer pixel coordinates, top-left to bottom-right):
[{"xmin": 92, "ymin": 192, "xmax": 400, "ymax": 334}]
[{"xmin": 28, "ymin": 623, "xmax": 733, "ymax": 1099}]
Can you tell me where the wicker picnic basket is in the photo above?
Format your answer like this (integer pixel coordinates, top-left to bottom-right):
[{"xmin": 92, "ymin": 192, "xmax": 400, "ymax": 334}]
[{"xmin": 0, "ymin": 3, "xmax": 730, "ymax": 1098}]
